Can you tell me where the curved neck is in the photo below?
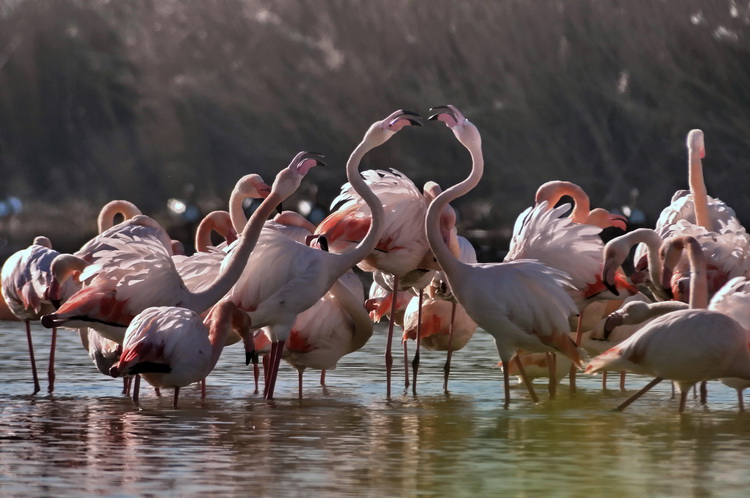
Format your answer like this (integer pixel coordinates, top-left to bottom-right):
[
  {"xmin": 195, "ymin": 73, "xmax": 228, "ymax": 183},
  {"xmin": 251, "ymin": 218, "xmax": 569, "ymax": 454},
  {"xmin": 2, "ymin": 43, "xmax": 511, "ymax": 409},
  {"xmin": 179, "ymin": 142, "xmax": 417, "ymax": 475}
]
[
  {"xmin": 333, "ymin": 140, "xmax": 386, "ymax": 273},
  {"xmin": 536, "ymin": 181, "xmax": 590, "ymax": 223},
  {"xmin": 229, "ymin": 188, "xmax": 248, "ymax": 234},
  {"xmin": 97, "ymin": 200, "xmax": 142, "ymax": 233},
  {"xmin": 329, "ymin": 280, "xmax": 373, "ymax": 353},
  {"xmin": 684, "ymin": 237, "xmax": 708, "ymax": 309},
  {"xmin": 426, "ymin": 142, "xmax": 483, "ymax": 277},
  {"xmin": 206, "ymin": 301, "xmax": 251, "ymax": 368},
  {"xmin": 628, "ymin": 229, "xmax": 664, "ymax": 291},
  {"xmin": 186, "ymin": 190, "xmax": 286, "ymax": 314},
  {"xmin": 688, "ymin": 146, "xmax": 711, "ymax": 230},
  {"xmin": 195, "ymin": 211, "xmax": 235, "ymax": 252}
]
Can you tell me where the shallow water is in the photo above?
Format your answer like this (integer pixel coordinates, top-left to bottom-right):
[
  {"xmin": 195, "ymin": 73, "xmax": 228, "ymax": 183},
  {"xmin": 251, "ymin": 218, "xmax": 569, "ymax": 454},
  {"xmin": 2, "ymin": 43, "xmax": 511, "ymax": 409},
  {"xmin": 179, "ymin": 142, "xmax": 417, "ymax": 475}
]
[{"xmin": 1, "ymin": 320, "xmax": 750, "ymax": 496}]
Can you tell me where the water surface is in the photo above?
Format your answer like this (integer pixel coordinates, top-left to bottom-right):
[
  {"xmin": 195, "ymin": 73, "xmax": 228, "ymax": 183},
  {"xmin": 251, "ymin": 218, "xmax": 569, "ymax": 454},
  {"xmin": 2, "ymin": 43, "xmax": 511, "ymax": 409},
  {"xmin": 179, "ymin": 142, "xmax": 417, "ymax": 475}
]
[{"xmin": 1, "ymin": 321, "xmax": 749, "ymax": 496}]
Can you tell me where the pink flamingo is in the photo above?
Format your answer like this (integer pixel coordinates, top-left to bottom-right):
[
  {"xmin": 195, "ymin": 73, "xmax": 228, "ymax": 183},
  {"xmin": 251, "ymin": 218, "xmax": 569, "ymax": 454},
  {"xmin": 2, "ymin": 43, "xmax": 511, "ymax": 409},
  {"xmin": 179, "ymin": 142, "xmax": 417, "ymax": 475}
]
[
  {"xmin": 226, "ymin": 110, "xmax": 420, "ymax": 399},
  {"xmin": 586, "ymin": 235, "xmax": 750, "ymax": 412},
  {"xmin": 1, "ymin": 236, "xmax": 79, "ymax": 393},
  {"xmin": 110, "ymin": 300, "xmax": 253, "ymax": 407},
  {"xmin": 40, "ymin": 152, "xmax": 323, "ymax": 345},
  {"xmin": 426, "ymin": 105, "xmax": 581, "ymax": 408}
]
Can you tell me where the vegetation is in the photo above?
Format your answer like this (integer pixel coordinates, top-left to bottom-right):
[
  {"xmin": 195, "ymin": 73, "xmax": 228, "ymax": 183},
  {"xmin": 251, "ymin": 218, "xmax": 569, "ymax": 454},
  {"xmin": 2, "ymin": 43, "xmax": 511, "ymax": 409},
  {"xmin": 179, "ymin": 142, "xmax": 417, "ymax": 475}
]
[{"xmin": 2, "ymin": 0, "xmax": 749, "ymax": 259}]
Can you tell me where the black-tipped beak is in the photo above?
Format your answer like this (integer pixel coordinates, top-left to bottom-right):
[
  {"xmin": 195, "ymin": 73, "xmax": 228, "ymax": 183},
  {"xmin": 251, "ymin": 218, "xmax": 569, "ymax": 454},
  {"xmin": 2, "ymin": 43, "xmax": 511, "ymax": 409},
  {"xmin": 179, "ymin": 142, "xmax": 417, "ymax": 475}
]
[
  {"xmin": 390, "ymin": 110, "xmax": 423, "ymax": 127},
  {"xmin": 301, "ymin": 151, "xmax": 327, "ymax": 166},
  {"xmin": 318, "ymin": 235, "xmax": 329, "ymax": 252},
  {"xmin": 276, "ymin": 203, "xmax": 283, "ymax": 215},
  {"xmin": 51, "ymin": 299, "xmax": 61, "ymax": 309},
  {"xmin": 40, "ymin": 314, "xmax": 57, "ymax": 329},
  {"xmin": 428, "ymin": 105, "xmax": 455, "ymax": 121},
  {"xmin": 604, "ymin": 280, "xmax": 620, "ymax": 297},
  {"xmin": 603, "ymin": 313, "xmax": 623, "ymax": 340},
  {"xmin": 246, "ymin": 351, "xmax": 259, "ymax": 366}
]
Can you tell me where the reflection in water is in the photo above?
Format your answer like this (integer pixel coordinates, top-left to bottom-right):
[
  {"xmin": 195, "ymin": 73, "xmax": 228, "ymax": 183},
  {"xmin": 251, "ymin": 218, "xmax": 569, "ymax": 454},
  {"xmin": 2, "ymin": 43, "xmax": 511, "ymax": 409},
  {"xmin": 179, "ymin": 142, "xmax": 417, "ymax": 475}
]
[{"xmin": 1, "ymin": 322, "xmax": 750, "ymax": 495}]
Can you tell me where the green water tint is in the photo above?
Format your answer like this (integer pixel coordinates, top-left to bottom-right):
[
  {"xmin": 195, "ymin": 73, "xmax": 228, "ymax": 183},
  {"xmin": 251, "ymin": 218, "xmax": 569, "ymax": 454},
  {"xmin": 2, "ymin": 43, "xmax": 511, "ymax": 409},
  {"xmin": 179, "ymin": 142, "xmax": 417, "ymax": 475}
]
[{"xmin": 1, "ymin": 322, "xmax": 749, "ymax": 496}]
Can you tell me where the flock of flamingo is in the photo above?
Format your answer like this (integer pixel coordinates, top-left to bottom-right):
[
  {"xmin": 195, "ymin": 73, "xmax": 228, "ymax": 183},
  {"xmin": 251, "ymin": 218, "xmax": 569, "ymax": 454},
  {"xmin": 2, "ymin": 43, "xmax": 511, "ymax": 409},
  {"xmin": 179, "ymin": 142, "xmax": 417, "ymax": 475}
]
[{"xmin": 3, "ymin": 105, "xmax": 750, "ymax": 413}]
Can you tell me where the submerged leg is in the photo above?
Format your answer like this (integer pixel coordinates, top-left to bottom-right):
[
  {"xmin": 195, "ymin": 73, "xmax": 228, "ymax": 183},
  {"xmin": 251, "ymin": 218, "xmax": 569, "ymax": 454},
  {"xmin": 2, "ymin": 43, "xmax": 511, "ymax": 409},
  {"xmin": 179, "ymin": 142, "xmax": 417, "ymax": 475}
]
[
  {"xmin": 514, "ymin": 356, "xmax": 539, "ymax": 403},
  {"xmin": 25, "ymin": 320, "xmax": 41, "ymax": 395},
  {"xmin": 412, "ymin": 289, "xmax": 423, "ymax": 395},
  {"xmin": 616, "ymin": 377, "xmax": 663, "ymax": 411},
  {"xmin": 569, "ymin": 313, "xmax": 585, "ymax": 397},
  {"xmin": 48, "ymin": 327, "xmax": 57, "ymax": 392},
  {"xmin": 384, "ymin": 275, "xmax": 399, "ymax": 398},
  {"xmin": 442, "ymin": 301, "xmax": 457, "ymax": 393}
]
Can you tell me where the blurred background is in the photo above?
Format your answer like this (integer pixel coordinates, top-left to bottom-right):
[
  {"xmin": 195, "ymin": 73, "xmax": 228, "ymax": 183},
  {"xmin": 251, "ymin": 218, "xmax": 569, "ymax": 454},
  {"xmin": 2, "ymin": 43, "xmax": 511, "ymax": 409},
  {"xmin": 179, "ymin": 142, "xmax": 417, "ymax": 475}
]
[{"xmin": 1, "ymin": 0, "xmax": 749, "ymax": 261}]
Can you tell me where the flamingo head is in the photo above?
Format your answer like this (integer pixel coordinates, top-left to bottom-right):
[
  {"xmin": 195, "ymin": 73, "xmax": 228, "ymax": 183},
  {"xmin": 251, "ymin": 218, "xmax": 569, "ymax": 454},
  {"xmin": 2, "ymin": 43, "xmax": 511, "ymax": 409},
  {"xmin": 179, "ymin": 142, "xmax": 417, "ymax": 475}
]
[
  {"xmin": 428, "ymin": 105, "xmax": 481, "ymax": 149},
  {"xmin": 364, "ymin": 110, "xmax": 422, "ymax": 148},
  {"xmin": 687, "ymin": 129, "xmax": 705, "ymax": 159},
  {"xmin": 236, "ymin": 174, "xmax": 272, "ymax": 199},
  {"xmin": 270, "ymin": 151, "xmax": 325, "ymax": 199}
]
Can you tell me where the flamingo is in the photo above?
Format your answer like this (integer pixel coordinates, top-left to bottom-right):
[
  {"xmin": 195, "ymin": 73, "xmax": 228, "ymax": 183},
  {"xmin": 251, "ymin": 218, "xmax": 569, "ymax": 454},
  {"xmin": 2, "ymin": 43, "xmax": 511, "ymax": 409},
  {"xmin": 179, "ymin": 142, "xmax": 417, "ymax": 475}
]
[
  {"xmin": 426, "ymin": 105, "xmax": 581, "ymax": 408},
  {"xmin": 40, "ymin": 152, "xmax": 324, "ymax": 345},
  {"xmin": 109, "ymin": 300, "xmax": 253, "ymax": 407},
  {"xmin": 586, "ymin": 235, "xmax": 750, "ymax": 412},
  {"xmin": 634, "ymin": 130, "xmax": 750, "ymax": 301},
  {"xmin": 1, "ymin": 236, "xmax": 79, "ymax": 393},
  {"xmin": 254, "ymin": 270, "xmax": 372, "ymax": 398},
  {"xmin": 226, "ymin": 110, "xmax": 420, "ymax": 400},
  {"xmin": 602, "ymin": 228, "xmax": 670, "ymax": 301},
  {"xmin": 511, "ymin": 182, "xmax": 636, "ymax": 394}
]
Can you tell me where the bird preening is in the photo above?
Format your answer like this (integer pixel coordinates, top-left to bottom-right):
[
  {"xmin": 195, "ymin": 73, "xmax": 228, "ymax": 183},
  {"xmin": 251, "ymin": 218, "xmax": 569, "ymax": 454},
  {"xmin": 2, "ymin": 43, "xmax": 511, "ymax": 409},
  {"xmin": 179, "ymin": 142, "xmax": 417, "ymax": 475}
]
[{"xmin": 3, "ymin": 108, "xmax": 750, "ymax": 415}]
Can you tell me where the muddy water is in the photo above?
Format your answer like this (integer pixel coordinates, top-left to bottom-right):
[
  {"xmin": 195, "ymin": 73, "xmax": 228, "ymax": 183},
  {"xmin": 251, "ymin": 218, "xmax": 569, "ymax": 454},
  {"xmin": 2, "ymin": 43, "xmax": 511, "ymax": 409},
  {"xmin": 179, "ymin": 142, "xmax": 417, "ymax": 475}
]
[{"xmin": 1, "ymin": 321, "xmax": 749, "ymax": 496}]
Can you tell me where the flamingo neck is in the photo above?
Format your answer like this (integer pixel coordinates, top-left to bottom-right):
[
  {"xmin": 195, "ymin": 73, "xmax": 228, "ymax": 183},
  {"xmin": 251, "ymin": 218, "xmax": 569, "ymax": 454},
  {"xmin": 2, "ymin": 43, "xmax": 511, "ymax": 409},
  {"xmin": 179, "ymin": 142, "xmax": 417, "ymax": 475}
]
[
  {"xmin": 229, "ymin": 188, "xmax": 249, "ymax": 234},
  {"xmin": 187, "ymin": 190, "xmax": 284, "ymax": 314},
  {"xmin": 426, "ymin": 141, "xmax": 483, "ymax": 277},
  {"xmin": 97, "ymin": 200, "xmax": 142, "ymax": 233},
  {"xmin": 684, "ymin": 237, "xmax": 708, "ymax": 309},
  {"xmin": 628, "ymin": 229, "xmax": 664, "ymax": 292},
  {"xmin": 688, "ymin": 149, "xmax": 711, "ymax": 230},
  {"xmin": 334, "ymin": 140, "xmax": 386, "ymax": 273},
  {"xmin": 536, "ymin": 181, "xmax": 590, "ymax": 224}
]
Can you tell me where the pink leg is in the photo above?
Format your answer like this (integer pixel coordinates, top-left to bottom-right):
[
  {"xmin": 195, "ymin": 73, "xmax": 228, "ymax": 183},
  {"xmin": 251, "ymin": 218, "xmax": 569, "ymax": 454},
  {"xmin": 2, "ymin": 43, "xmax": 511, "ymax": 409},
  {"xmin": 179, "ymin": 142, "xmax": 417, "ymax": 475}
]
[
  {"xmin": 265, "ymin": 340, "xmax": 285, "ymax": 400},
  {"xmin": 403, "ymin": 340, "xmax": 410, "ymax": 390},
  {"xmin": 616, "ymin": 377, "xmax": 663, "ymax": 411},
  {"xmin": 502, "ymin": 362, "xmax": 511, "ymax": 409},
  {"xmin": 547, "ymin": 353, "xmax": 556, "ymax": 400},
  {"xmin": 619, "ymin": 371, "xmax": 626, "ymax": 391},
  {"xmin": 253, "ymin": 362, "xmax": 260, "ymax": 394},
  {"xmin": 699, "ymin": 381, "xmax": 707, "ymax": 404},
  {"xmin": 262, "ymin": 355, "xmax": 270, "ymax": 395},
  {"xmin": 411, "ymin": 289, "xmax": 423, "ymax": 395},
  {"xmin": 514, "ymin": 356, "xmax": 539, "ymax": 403},
  {"xmin": 298, "ymin": 370, "xmax": 304, "ymax": 399},
  {"xmin": 24, "ymin": 320, "xmax": 41, "ymax": 395},
  {"xmin": 173, "ymin": 387, "xmax": 180, "ymax": 408},
  {"xmin": 569, "ymin": 312, "xmax": 585, "ymax": 397},
  {"xmin": 201, "ymin": 378, "xmax": 206, "ymax": 399},
  {"xmin": 384, "ymin": 275, "xmax": 399, "ymax": 398},
  {"xmin": 443, "ymin": 301, "xmax": 457, "ymax": 393},
  {"xmin": 738, "ymin": 390, "xmax": 744, "ymax": 412},
  {"xmin": 602, "ymin": 370, "xmax": 608, "ymax": 390},
  {"xmin": 133, "ymin": 374, "xmax": 141, "ymax": 405},
  {"xmin": 123, "ymin": 377, "xmax": 131, "ymax": 396},
  {"xmin": 48, "ymin": 327, "xmax": 57, "ymax": 392},
  {"xmin": 320, "ymin": 370, "xmax": 326, "ymax": 386},
  {"xmin": 678, "ymin": 389, "xmax": 688, "ymax": 413}
]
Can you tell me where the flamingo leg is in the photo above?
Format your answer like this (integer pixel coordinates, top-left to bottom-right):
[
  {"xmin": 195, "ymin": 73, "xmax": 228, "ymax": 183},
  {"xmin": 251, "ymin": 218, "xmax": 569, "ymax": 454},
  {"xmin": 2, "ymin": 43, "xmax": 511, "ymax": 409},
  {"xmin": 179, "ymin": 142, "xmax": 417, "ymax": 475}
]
[
  {"xmin": 502, "ymin": 361, "xmax": 511, "ymax": 409},
  {"xmin": 679, "ymin": 389, "xmax": 688, "ymax": 413},
  {"xmin": 123, "ymin": 377, "xmax": 131, "ymax": 396},
  {"xmin": 173, "ymin": 386, "xmax": 180, "ymax": 408},
  {"xmin": 24, "ymin": 320, "xmax": 41, "ymax": 395},
  {"xmin": 265, "ymin": 339, "xmax": 285, "ymax": 400},
  {"xmin": 201, "ymin": 378, "xmax": 206, "ymax": 399},
  {"xmin": 738, "ymin": 391, "xmax": 744, "ymax": 412},
  {"xmin": 298, "ymin": 370, "xmax": 304, "ymax": 399},
  {"xmin": 602, "ymin": 370, "xmax": 608, "ymax": 390},
  {"xmin": 569, "ymin": 312, "xmax": 585, "ymax": 397},
  {"xmin": 443, "ymin": 301, "xmax": 457, "ymax": 393},
  {"xmin": 412, "ymin": 288, "xmax": 423, "ymax": 395},
  {"xmin": 699, "ymin": 381, "xmax": 707, "ymax": 404},
  {"xmin": 133, "ymin": 374, "xmax": 141, "ymax": 405},
  {"xmin": 547, "ymin": 353, "xmax": 556, "ymax": 400},
  {"xmin": 384, "ymin": 275, "xmax": 399, "ymax": 398},
  {"xmin": 514, "ymin": 356, "xmax": 539, "ymax": 403},
  {"xmin": 403, "ymin": 340, "xmax": 410, "ymax": 390},
  {"xmin": 47, "ymin": 326, "xmax": 57, "ymax": 392},
  {"xmin": 320, "ymin": 370, "xmax": 326, "ymax": 386},
  {"xmin": 253, "ymin": 362, "xmax": 260, "ymax": 394},
  {"xmin": 155, "ymin": 388, "xmax": 161, "ymax": 397},
  {"xmin": 619, "ymin": 371, "xmax": 626, "ymax": 391},
  {"xmin": 615, "ymin": 377, "xmax": 663, "ymax": 411},
  {"xmin": 262, "ymin": 355, "xmax": 270, "ymax": 395}
]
